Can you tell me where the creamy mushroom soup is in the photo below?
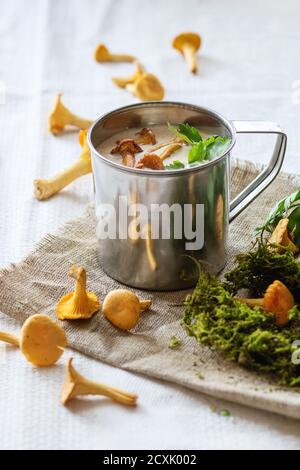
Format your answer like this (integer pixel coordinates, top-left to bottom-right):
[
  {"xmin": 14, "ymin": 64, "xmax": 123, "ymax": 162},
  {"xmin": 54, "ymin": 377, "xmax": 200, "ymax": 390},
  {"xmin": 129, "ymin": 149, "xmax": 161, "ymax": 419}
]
[{"xmin": 97, "ymin": 124, "xmax": 230, "ymax": 170}]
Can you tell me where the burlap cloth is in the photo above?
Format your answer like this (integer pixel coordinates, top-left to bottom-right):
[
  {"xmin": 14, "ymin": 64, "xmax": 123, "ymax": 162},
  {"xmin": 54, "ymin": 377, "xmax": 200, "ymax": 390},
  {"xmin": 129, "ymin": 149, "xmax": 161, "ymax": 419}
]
[{"xmin": 1, "ymin": 159, "xmax": 300, "ymax": 420}]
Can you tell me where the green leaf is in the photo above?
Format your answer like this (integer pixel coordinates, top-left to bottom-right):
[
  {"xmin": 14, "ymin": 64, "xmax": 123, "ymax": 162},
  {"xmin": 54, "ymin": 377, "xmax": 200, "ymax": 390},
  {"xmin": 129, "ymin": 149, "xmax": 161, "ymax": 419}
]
[
  {"xmin": 169, "ymin": 335, "xmax": 182, "ymax": 350},
  {"xmin": 205, "ymin": 135, "xmax": 231, "ymax": 160},
  {"xmin": 164, "ymin": 160, "xmax": 185, "ymax": 170},
  {"xmin": 167, "ymin": 122, "xmax": 201, "ymax": 145},
  {"xmin": 178, "ymin": 123, "xmax": 202, "ymax": 143},
  {"xmin": 288, "ymin": 206, "xmax": 300, "ymax": 247},
  {"xmin": 188, "ymin": 141, "xmax": 206, "ymax": 163},
  {"xmin": 256, "ymin": 188, "xmax": 300, "ymax": 235}
]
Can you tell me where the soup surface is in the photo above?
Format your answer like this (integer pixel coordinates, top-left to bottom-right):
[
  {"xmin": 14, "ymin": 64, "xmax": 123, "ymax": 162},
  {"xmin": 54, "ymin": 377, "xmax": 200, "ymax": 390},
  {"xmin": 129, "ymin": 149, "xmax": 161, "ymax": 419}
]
[{"xmin": 97, "ymin": 124, "xmax": 229, "ymax": 170}]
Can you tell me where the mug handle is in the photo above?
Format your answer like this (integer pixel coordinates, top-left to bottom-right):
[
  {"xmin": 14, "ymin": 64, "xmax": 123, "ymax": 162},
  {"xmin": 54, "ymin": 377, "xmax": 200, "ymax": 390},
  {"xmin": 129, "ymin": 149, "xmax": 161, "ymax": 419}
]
[{"xmin": 229, "ymin": 121, "xmax": 287, "ymax": 222}]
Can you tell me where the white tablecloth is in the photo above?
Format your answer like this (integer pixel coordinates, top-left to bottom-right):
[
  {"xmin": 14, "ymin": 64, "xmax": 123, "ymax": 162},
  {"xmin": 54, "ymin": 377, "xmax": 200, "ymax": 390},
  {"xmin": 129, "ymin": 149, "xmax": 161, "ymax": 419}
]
[{"xmin": 1, "ymin": 0, "xmax": 300, "ymax": 450}]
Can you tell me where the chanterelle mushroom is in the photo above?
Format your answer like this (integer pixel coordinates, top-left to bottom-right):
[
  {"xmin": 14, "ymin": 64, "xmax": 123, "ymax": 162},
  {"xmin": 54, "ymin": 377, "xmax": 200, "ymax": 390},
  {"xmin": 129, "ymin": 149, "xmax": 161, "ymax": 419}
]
[
  {"xmin": 111, "ymin": 138, "xmax": 143, "ymax": 167},
  {"xmin": 34, "ymin": 129, "xmax": 91, "ymax": 200},
  {"xmin": 268, "ymin": 218, "xmax": 299, "ymax": 253},
  {"xmin": 0, "ymin": 314, "xmax": 67, "ymax": 366},
  {"xmin": 172, "ymin": 32, "xmax": 201, "ymax": 73},
  {"xmin": 94, "ymin": 43, "xmax": 136, "ymax": 63},
  {"xmin": 126, "ymin": 73, "xmax": 165, "ymax": 101},
  {"xmin": 112, "ymin": 62, "xmax": 144, "ymax": 88},
  {"xmin": 103, "ymin": 289, "xmax": 152, "ymax": 330},
  {"xmin": 135, "ymin": 154, "xmax": 165, "ymax": 170},
  {"xmin": 61, "ymin": 358, "xmax": 138, "ymax": 406},
  {"xmin": 135, "ymin": 128, "xmax": 157, "ymax": 145},
  {"xmin": 236, "ymin": 280, "xmax": 294, "ymax": 327},
  {"xmin": 48, "ymin": 93, "xmax": 93, "ymax": 135},
  {"xmin": 57, "ymin": 265, "xmax": 100, "ymax": 320}
]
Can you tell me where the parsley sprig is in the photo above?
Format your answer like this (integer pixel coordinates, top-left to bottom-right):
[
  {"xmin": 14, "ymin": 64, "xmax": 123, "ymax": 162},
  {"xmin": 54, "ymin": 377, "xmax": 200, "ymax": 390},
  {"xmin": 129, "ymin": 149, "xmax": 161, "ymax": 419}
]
[{"xmin": 168, "ymin": 122, "xmax": 231, "ymax": 165}]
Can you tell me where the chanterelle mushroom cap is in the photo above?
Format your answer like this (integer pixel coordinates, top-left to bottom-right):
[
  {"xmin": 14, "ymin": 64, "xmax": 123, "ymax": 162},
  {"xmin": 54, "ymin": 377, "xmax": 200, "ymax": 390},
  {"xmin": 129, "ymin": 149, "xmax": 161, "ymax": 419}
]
[
  {"xmin": 94, "ymin": 43, "xmax": 136, "ymax": 63},
  {"xmin": 48, "ymin": 93, "xmax": 92, "ymax": 135},
  {"xmin": 57, "ymin": 265, "xmax": 100, "ymax": 320},
  {"xmin": 20, "ymin": 314, "xmax": 67, "ymax": 367},
  {"xmin": 264, "ymin": 280, "xmax": 294, "ymax": 327},
  {"xmin": 173, "ymin": 32, "xmax": 201, "ymax": 52},
  {"xmin": 34, "ymin": 130, "xmax": 91, "ymax": 201},
  {"xmin": 135, "ymin": 128, "xmax": 157, "ymax": 145},
  {"xmin": 268, "ymin": 218, "xmax": 299, "ymax": 253},
  {"xmin": 103, "ymin": 289, "xmax": 152, "ymax": 330},
  {"xmin": 111, "ymin": 139, "xmax": 143, "ymax": 156},
  {"xmin": 112, "ymin": 62, "xmax": 144, "ymax": 88},
  {"xmin": 126, "ymin": 73, "xmax": 165, "ymax": 101},
  {"xmin": 236, "ymin": 280, "xmax": 294, "ymax": 328},
  {"xmin": 172, "ymin": 32, "xmax": 201, "ymax": 73}
]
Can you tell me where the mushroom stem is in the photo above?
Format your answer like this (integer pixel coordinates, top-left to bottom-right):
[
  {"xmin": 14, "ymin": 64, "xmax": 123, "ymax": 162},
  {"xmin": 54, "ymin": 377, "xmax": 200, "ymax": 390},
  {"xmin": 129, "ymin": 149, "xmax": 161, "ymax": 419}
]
[
  {"xmin": 61, "ymin": 358, "xmax": 138, "ymax": 406},
  {"xmin": 159, "ymin": 143, "xmax": 182, "ymax": 161},
  {"xmin": 69, "ymin": 266, "xmax": 89, "ymax": 308},
  {"xmin": 0, "ymin": 331, "xmax": 19, "ymax": 347},
  {"xmin": 94, "ymin": 44, "xmax": 136, "ymax": 63},
  {"xmin": 108, "ymin": 54, "xmax": 136, "ymax": 62},
  {"xmin": 34, "ymin": 157, "xmax": 91, "ymax": 201},
  {"xmin": 140, "ymin": 300, "xmax": 152, "ymax": 311},
  {"xmin": 150, "ymin": 138, "xmax": 179, "ymax": 152},
  {"xmin": 48, "ymin": 93, "xmax": 92, "ymax": 135},
  {"xmin": 235, "ymin": 280, "xmax": 294, "ymax": 328},
  {"xmin": 123, "ymin": 153, "xmax": 135, "ymax": 167},
  {"xmin": 182, "ymin": 45, "xmax": 197, "ymax": 73},
  {"xmin": 34, "ymin": 130, "xmax": 91, "ymax": 200},
  {"xmin": 235, "ymin": 298, "xmax": 264, "ymax": 308}
]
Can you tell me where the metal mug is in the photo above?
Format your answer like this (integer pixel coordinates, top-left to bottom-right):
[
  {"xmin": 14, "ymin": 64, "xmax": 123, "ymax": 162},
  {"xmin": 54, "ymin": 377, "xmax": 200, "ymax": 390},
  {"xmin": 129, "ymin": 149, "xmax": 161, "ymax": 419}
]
[{"xmin": 87, "ymin": 102, "xmax": 287, "ymax": 291}]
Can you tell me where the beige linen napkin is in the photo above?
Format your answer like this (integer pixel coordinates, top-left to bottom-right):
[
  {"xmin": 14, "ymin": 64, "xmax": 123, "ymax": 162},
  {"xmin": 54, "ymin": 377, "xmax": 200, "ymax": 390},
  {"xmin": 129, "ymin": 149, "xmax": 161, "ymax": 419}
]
[{"xmin": 1, "ymin": 159, "xmax": 300, "ymax": 420}]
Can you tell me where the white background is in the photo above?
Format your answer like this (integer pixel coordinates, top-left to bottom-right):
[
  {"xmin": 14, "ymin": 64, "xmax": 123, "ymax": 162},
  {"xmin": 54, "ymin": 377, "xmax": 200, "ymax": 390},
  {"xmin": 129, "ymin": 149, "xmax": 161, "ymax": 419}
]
[{"xmin": 1, "ymin": 0, "xmax": 300, "ymax": 450}]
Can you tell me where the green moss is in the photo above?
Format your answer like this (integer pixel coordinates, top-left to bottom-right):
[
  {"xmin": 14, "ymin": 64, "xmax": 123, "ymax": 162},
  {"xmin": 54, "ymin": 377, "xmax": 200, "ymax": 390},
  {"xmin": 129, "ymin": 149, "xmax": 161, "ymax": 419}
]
[
  {"xmin": 183, "ymin": 269, "xmax": 300, "ymax": 386},
  {"xmin": 224, "ymin": 242, "xmax": 300, "ymax": 301}
]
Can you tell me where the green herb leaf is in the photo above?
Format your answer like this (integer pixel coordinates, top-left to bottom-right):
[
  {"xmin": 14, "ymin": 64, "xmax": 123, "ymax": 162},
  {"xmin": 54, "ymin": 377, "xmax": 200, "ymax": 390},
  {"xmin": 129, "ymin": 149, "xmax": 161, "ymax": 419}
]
[
  {"xmin": 164, "ymin": 160, "xmax": 185, "ymax": 170},
  {"xmin": 219, "ymin": 409, "xmax": 231, "ymax": 417},
  {"xmin": 205, "ymin": 136, "xmax": 231, "ymax": 160},
  {"xmin": 288, "ymin": 205, "xmax": 300, "ymax": 246},
  {"xmin": 169, "ymin": 335, "xmax": 182, "ymax": 350},
  {"xmin": 167, "ymin": 122, "xmax": 201, "ymax": 145},
  {"xmin": 178, "ymin": 123, "xmax": 202, "ymax": 143},
  {"xmin": 188, "ymin": 141, "xmax": 206, "ymax": 163},
  {"xmin": 256, "ymin": 188, "xmax": 300, "ymax": 235}
]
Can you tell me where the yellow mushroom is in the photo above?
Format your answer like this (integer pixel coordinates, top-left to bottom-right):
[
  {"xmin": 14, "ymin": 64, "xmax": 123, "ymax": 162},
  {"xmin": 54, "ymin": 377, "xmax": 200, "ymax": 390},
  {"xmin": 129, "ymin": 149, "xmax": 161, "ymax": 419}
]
[
  {"xmin": 34, "ymin": 130, "xmax": 91, "ymax": 200},
  {"xmin": 268, "ymin": 218, "xmax": 299, "ymax": 253},
  {"xmin": 102, "ymin": 289, "xmax": 152, "ymax": 331},
  {"xmin": 112, "ymin": 62, "xmax": 144, "ymax": 88},
  {"xmin": 149, "ymin": 137, "xmax": 182, "ymax": 153},
  {"xmin": 0, "ymin": 314, "xmax": 67, "ymax": 366},
  {"xmin": 111, "ymin": 138, "xmax": 143, "ymax": 168},
  {"xmin": 172, "ymin": 32, "xmax": 201, "ymax": 73},
  {"xmin": 48, "ymin": 93, "xmax": 93, "ymax": 135},
  {"xmin": 61, "ymin": 358, "xmax": 138, "ymax": 406},
  {"xmin": 57, "ymin": 265, "xmax": 100, "ymax": 320},
  {"xmin": 236, "ymin": 280, "xmax": 294, "ymax": 327},
  {"xmin": 159, "ymin": 142, "xmax": 182, "ymax": 161},
  {"xmin": 94, "ymin": 43, "xmax": 136, "ymax": 63},
  {"xmin": 125, "ymin": 73, "xmax": 165, "ymax": 101},
  {"xmin": 135, "ymin": 127, "xmax": 157, "ymax": 145}
]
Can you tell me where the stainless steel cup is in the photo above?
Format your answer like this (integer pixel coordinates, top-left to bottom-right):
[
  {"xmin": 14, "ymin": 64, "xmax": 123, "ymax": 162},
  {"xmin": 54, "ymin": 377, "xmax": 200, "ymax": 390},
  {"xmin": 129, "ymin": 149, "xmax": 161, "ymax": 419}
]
[{"xmin": 88, "ymin": 102, "xmax": 287, "ymax": 290}]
